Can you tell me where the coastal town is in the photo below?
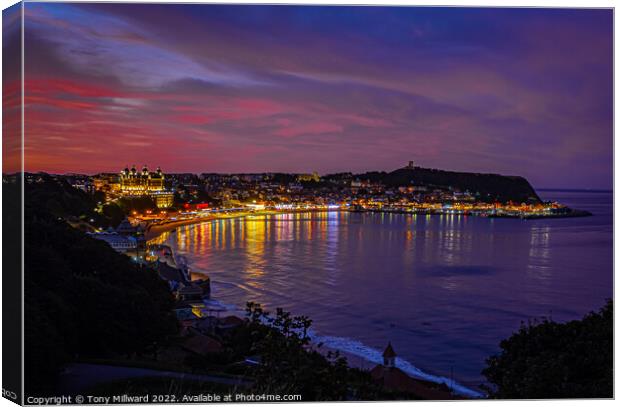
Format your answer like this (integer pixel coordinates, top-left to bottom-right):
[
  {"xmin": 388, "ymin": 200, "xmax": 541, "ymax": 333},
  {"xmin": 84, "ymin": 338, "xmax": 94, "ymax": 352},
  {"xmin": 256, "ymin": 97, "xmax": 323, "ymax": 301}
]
[
  {"xmin": 11, "ymin": 166, "xmax": 473, "ymax": 399},
  {"xmin": 14, "ymin": 161, "xmax": 587, "ymax": 399},
  {"xmin": 60, "ymin": 161, "xmax": 586, "ymax": 234},
  {"xmin": 18, "ymin": 161, "xmax": 591, "ymax": 290},
  {"xmin": 18, "ymin": 161, "xmax": 590, "ymax": 296}
]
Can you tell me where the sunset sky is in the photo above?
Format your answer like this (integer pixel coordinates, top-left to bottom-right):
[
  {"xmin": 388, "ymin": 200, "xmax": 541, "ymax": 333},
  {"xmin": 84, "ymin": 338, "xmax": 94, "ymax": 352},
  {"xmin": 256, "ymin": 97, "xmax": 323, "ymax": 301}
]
[{"xmin": 5, "ymin": 3, "xmax": 613, "ymax": 189}]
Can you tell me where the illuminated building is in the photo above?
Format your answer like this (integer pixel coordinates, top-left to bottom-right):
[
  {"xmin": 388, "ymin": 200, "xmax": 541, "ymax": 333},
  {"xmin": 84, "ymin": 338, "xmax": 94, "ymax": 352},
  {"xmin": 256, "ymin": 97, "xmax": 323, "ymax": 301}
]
[
  {"xmin": 151, "ymin": 191, "xmax": 175, "ymax": 208},
  {"xmin": 297, "ymin": 172, "xmax": 321, "ymax": 182},
  {"xmin": 118, "ymin": 165, "xmax": 174, "ymax": 208},
  {"xmin": 92, "ymin": 173, "xmax": 121, "ymax": 196},
  {"xmin": 88, "ymin": 230, "xmax": 137, "ymax": 254},
  {"xmin": 120, "ymin": 165, "xmax": 165, "ymax": 195}
]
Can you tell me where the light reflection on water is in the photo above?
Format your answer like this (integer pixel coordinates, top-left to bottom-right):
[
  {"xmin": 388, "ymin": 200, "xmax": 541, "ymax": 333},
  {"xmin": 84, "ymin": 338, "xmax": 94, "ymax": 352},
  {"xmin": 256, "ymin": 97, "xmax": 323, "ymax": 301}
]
[{"xmin": 165, "ymin": 192, "xmax": 612, "ymax": 388}]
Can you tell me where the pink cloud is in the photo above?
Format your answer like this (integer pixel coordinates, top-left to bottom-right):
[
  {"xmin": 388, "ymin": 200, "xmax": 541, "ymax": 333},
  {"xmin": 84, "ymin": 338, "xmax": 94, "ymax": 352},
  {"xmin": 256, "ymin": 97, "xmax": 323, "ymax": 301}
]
[{"xmin": 275, "ymin": 122, "xmax": 344, "ymax": 138}]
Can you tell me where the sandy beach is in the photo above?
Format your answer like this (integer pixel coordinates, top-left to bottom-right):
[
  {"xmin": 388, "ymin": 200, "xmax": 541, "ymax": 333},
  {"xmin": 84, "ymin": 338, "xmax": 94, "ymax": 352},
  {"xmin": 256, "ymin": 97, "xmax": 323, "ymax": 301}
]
[
  {"xmin": 145, "ymin": 211, "xmax": 259, "ymax": 241},
  {"xmin": 144, "ymin": 209, "xmax": 344, "ymax": 242}
]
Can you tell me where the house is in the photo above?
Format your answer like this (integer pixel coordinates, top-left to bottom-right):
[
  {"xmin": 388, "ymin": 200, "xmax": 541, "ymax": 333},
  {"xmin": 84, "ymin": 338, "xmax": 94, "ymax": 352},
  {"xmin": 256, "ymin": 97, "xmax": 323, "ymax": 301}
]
[
  {"xmin": 194, "ymin": 316, "xmax": 220, "ymax": 334},
  {"xmin": 156, "ymin": 259, "xmax": 187, "ymax": 285},
  {"xmin": 177, "ymin": 285, "xmax": 204, "ymax": 302},
  {"xmin": 88, "ymin": 231, "xmax": 137, "ymax": 254},
  {"xmin": 174, "ymin": 307, "xmax": 198, "ymax": 333},
  {"xmin": 182, "ymin": 332, "xmax": 223, "ymax": 355},
  {"xmin": 193, "ymin": 277, "xmax": 211, "ymax": 298},
  {"xmin": 218, "ymin": 315, "xmax": 245, "ymax": 330},
  {"xmin": 370, "ymin": 343, "xmax": 457, "ymax": 400},
  {"xmin": 116, "ymin": 217, "xmax": 138, "ymax": 235}
]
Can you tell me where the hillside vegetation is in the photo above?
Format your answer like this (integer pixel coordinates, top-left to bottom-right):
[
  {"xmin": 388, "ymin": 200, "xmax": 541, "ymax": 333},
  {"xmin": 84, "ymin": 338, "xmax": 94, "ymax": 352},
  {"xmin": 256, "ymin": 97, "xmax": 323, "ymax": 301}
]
[
  {"xmin": 15, "ymin": 180, "xmax": 179, "ymax": 395},
  {"xmin": 352, "ymin": 167, "xmax": 541, "ymax": 203},
  {"xmin": 482, "ymin": 300, "xmax": 613, "ymax": 398}
]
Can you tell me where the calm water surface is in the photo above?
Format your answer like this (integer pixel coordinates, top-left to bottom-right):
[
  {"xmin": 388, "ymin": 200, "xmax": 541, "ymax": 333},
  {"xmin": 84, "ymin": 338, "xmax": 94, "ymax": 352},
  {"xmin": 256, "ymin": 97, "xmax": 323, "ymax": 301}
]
[{"xmin": 164, "ymin": 191, "xmax": 612, "ymax": 394}]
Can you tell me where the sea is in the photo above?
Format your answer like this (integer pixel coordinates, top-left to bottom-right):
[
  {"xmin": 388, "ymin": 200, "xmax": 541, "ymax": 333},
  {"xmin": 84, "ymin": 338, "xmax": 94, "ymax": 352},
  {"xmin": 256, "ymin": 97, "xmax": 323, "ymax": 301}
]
[{"xmin": 163, "ymin": 190, "xmax": 613, "ymax": 397}]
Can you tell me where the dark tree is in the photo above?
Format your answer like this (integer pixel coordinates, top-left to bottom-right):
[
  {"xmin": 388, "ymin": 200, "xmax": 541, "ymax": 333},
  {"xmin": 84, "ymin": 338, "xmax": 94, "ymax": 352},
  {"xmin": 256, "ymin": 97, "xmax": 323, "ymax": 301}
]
[
  {"xmin": 20, "ymin": 179, "xmax": 179, "ymax": 396},
  {"xmin": 242, "ymin": 302, "xmax": 390, "ymax": 401},
  {"xmin": 482, "ymin": 300, "xmax": 613, "ymax": 399},
  {"xmin": 101, "ymin": 202, "xmax": 125, "ymax": 227},
  {"xmin": 117, "ymin": 196, "xmax": 157, "ymax": 213}
]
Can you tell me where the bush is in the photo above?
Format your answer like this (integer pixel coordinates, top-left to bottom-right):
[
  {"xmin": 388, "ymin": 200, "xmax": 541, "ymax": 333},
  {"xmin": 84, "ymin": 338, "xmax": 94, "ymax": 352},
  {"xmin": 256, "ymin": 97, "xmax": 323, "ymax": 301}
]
[
  {"xmin": 482, "ymin": 300, "xmax": 612, "ymax": 399},
  {"xmin": 23, "ymin": 181, "xmax": 178, "ymax": 395},
  {"xmin": 241, "ymin": 302, "xmax": 388, "ymax": 400}
]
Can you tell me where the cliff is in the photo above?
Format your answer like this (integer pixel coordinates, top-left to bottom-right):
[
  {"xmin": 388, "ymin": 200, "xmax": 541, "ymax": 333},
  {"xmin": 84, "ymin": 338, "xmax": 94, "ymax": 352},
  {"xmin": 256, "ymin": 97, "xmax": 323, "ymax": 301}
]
[{"xmin": 358, "ymin": 167, "xmax": 541, "ymax": 204}]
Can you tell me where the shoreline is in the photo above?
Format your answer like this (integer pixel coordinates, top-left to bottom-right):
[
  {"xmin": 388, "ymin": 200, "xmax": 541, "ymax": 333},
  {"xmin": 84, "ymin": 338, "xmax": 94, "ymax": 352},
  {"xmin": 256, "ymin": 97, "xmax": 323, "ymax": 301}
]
[
  {"xmin": 149, "ymin": 221, "xmax": 485, "ymax": 398},
  {"xmin": 144, "ymin": 209, "xmax": 339, "ymax": 241},
  {"xmin": 145, "ymin": 206, "xmax": 591, "ymax": 242},
  {"xmin": 143, "ymin": 203, "xmax": 591, "ymax": 399},
  {"xmin": 147, "ymin": 251, "xmax": 483, "ymax": 398}
]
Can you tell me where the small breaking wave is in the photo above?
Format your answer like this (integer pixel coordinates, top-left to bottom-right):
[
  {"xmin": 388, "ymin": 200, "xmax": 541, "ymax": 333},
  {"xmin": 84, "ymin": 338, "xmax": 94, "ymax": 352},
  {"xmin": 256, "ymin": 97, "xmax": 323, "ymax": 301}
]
[
  {"xmin": 198, "ymin": 293, "xmax": 483, "ymax": 398},
  {"xmin": 202, "ymin": 298, "xmax": 240, "ymax": 312},
  {"xmin": 308, "ymin": 332, "xmax": 483, "ymax": 398},
  {"xmin": 198, "ymin": 296, "xmax": 482, "ymax": 398}
]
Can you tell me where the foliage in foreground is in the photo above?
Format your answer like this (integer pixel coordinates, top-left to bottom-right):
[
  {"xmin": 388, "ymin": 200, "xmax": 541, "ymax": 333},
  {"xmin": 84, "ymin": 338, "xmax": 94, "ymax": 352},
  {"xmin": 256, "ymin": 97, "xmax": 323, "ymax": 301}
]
[
  {"xmin": 22, "ymin": 187, "xmax": 178, "ymax": 396},
  {"xmin": 241, "ymin": 302, "xmax": 409, "ymax": 401},
  {"xmin": 482, "ymin": 299, "xmax": 613, "ymax": 399}
]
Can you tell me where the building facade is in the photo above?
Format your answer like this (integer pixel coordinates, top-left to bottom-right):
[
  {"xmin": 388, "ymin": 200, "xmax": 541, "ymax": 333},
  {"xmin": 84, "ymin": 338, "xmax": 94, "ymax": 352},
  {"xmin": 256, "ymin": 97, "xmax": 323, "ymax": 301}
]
[
  {"xmin": 120, "ymin": 165, "xmax": 165, "ymax": 195},
  {"xmin": 88, "ymin": 231, "xmax": 137, "ymax": 254},
  {"xmin": 118, "ymin": 165, "xmax": 174, "ymax": 208}
]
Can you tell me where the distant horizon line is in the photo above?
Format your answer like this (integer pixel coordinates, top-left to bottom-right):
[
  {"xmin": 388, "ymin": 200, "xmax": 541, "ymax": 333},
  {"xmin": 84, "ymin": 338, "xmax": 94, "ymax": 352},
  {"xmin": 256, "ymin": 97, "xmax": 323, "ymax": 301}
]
[
  {"xmin": 536, "ymin": 188, "xmax": 613, "ymax": 193},
  {"xmin": 5, "ymin": 163, "xmax": 589, "ymax": 179},
  {"xmin": 6, "ymin": 170, "xmax": 612, "ymax": 193}
]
